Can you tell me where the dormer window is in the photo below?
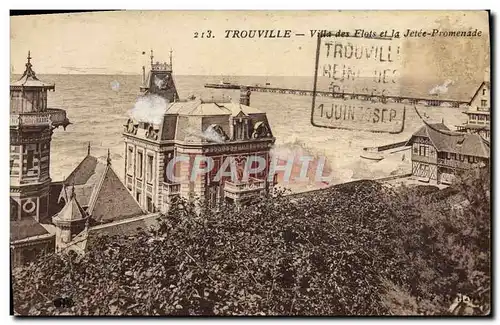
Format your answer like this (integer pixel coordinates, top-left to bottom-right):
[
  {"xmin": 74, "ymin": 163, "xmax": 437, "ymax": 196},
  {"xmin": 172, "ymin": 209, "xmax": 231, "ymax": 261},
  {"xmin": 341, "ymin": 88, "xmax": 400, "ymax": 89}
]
[
  {"xmin": 234, "ymin": 117, "xmax": 249, "ymax": 140},
  {"xmin": 252, "ymin": 121, "xmax": 272, "ymax": 139},
  {"xmin": 233, "ymin": 111, "xmax": 250, "ymax": 141},
  {"xmin": 205, "ymin": 124, "xmax": 228, "ymax": 143}
]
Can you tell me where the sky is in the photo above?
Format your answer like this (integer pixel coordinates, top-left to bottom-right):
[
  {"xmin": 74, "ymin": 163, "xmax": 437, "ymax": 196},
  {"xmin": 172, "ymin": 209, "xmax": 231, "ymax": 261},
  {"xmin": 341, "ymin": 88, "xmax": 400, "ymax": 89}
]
[{"xmin": 10, "ymin": 10, "xmax": 490, "ymax": 77}]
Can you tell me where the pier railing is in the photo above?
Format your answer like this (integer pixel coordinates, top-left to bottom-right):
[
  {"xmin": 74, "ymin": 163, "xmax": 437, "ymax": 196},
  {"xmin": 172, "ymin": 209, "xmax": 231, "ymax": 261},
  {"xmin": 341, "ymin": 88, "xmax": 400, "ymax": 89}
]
[{"xmin": 204, "ymin": 83, "xmax": 470, "ymax": 108}]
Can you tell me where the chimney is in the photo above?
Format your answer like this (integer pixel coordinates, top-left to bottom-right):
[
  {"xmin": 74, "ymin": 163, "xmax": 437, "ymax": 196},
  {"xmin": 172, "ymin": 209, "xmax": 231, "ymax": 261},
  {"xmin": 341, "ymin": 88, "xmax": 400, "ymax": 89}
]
[{"xmin": 239, "ymin": 87, "xmax": 251, "ymax": 106}]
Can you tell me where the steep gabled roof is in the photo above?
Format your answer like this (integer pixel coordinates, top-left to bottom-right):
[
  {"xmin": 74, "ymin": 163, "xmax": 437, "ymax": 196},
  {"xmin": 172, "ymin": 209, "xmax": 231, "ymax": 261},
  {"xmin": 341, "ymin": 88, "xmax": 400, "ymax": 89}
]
[
  {"xmin": 59, "ymin": 154, "xmax": 145, "ymax": 224},
  {"xmin": 60, "ymin": 154, "xmax": 109, "ymax": 207},
  {"xmin": 458, "ymin": 134, "xmax": 490, "ymax": 158},
  {"xmin": 60, "ymin": 184, "xmax": 95, "ymax": 207},
  {"xmin": 407, "ymin": 123, "xmax": 490, "ymax": 158},
  {"xmin": 469, "ymin": 81, "xmax": 490, "ymax": 105},
  {"xmin": 64, "ymin": 155, "xmax": 102, "ymax": 186},
  {"xmin": 86, "ymin": 165, "xmax": 144, "ymax": 223}
]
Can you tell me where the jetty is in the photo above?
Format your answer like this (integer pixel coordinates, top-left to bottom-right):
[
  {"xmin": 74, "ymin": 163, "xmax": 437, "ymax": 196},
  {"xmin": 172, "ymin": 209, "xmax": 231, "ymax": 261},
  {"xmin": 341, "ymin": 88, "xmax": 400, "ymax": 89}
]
[{"xmin": 204, "ymin": 83, "xmax": 471, "ymax": 107}]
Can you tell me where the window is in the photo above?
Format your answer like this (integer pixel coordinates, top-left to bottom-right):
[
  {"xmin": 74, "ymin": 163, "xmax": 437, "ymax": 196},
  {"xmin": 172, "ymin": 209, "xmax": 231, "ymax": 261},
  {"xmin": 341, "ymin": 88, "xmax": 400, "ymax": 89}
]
[
  {"xmin": 250, "ymin": 157, "xmax": 259, "ymax": 178},
  {"xmin": 137, "ymin": 151, "xmax": 143, "ymax": 178},
  {"xmin": 234, "ymin": 119, "xmax": 249, "ymax": 140},
  {"xmin": 209, "ymin": 157, "xmax": 221, "ymax": 184},
  {"xmin": 164, "ymin": 156, "xmax": 171, "ymax": 183},
  {"xmin": 136, "ymin": 191, "xmax": 141, "ymax": 204},
  {"xmin": 10, "ymin": 200, "xmax": 18, "ymax": 221},
  {"xmin": 208, "ymin": 188, "xmax": 217, "ymax": 208},
  {"xmin": 483, "ymin": 88, "xmax": 487, "ymax": 96},
  {"xmin": 470, "ymin": 114, "xmax": 476, "ymax": 120},
  {"xmin": 419, "ymin": 145, "xmax": 428, "ymax": 157},
  {"xmin": 146, "ymin": 196, "xmax": 153, "ymax": 212},
  {"xmin": 413, "ymin": 145, "xmax": 418, "ymax": 155},
  {"xmin": 147, "ymin": 155, "xmax": 154, "ymax": 183},
  {"xmin": 127, "ymin": 147, "xmax": 133, "ymax": 173},
  {"xmin": 26, "ymin": 150, "xmax": 34, "ymax": 169},
  {"xmin": 481, "ymin": 100, "xmax": 487, "ymax": 107},
  {"xmin": 450, "ymin": 153, "xmax": 457, "ymax": 160}
]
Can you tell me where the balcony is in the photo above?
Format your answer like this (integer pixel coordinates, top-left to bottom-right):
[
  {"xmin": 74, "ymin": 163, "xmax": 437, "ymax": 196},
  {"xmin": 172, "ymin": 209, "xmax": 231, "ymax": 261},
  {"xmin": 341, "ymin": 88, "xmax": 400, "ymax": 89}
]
[
  {"xmin": 10, "ymin": 108, "xmax": 70, "ymax": 129},
  {"xmin": 437, "ymin": 158, "xmax": 476, "ymax": 170},
  {"xmin": 456, "ymin": 123, "xmax": 490, "ymax": 131},
  {"xmin": 224, "ymin": 177, "xmax": 266, "ymax": 200},
  {"xmin": 163, "ymin": 182, "xmax": 180, "ymax": 196}
]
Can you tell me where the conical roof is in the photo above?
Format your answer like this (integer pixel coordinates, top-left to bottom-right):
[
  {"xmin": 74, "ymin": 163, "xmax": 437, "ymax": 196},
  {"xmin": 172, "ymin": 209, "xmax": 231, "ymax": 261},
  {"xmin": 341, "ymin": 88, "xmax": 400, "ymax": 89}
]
[{"xmin": 54, "ymin": 194, "xmax": 88, "ymax": 224}]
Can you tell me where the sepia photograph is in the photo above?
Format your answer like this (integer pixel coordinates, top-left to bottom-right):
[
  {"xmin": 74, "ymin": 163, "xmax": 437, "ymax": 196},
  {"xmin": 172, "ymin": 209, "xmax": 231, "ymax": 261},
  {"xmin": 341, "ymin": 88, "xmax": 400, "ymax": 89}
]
[{"xmin": 9, "ymin": 10, "xmax": 491, "ymax": 316}]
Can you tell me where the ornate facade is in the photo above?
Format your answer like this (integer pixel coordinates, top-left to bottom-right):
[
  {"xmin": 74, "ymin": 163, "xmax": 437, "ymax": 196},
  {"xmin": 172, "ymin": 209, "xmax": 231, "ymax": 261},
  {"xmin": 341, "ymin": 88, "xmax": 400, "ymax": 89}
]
[{"xmin": 123, "ymin": 52, "xmax": 276, "ymax": 212}]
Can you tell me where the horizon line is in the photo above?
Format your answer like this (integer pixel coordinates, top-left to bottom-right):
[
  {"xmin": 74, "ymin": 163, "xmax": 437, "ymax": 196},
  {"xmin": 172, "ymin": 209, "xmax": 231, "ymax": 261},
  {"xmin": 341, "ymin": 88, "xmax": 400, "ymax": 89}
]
[{"xmin": 10, "ymin": 72, "xmax": 317, "ymax": 77}]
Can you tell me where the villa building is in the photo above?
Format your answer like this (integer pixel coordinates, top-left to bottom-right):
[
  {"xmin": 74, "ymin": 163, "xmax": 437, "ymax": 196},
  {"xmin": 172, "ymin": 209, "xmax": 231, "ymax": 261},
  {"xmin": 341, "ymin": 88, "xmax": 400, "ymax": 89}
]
[
  {"xmin": 456, "ymin": 80, "xmax": 491, "ymax": 141},
  {"xmin": 406, "ymin": 122, "xmax": 489, "ymax": 184},
  {"xmin": 123, "ymin": 52, "xmax": 276, "ymax": 212}
]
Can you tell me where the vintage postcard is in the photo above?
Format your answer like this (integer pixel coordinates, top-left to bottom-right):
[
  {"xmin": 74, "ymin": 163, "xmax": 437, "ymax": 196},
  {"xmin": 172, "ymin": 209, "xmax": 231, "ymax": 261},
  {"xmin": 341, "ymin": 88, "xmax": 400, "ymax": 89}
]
[{"xmin": 10, "ymin": 10, "xmax": 490, "ymax": 316}]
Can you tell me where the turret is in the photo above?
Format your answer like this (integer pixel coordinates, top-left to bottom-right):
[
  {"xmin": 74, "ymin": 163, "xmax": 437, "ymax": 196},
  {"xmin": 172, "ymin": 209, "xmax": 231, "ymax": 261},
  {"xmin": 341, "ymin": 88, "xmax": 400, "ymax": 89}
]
[
  {"xmin": 52, "ymin": 184, "xmax": 89, "ymax": 250},
  {"xmin": 10, "ymin": 52, "xmax": 70, "ymax": 223},
  {"xmin": 139, "ymin": 49, "xmax": 179, "ymax": 103}
]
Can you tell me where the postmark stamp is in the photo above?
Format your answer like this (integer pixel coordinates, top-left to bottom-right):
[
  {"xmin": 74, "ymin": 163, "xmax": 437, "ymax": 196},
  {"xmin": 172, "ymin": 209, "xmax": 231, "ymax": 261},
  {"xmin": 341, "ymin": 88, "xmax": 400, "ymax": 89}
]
[{"xmin": 310, "ymin": 33, "xmax": 406, "ymax": 133}]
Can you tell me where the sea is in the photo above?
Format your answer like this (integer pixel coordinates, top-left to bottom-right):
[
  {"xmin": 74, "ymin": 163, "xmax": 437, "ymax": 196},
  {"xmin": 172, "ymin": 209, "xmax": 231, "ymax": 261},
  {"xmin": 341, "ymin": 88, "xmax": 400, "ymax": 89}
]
[{"xmin": 22, "ymin": 74, "xmax": 468, "ymax": 190}]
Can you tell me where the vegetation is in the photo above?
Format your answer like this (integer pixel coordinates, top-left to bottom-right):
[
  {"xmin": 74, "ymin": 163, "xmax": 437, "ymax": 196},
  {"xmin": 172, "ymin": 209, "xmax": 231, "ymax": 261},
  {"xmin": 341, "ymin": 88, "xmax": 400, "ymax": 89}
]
[{"xmin": 12, "ymin": 168, "xmax": 490, "ymax": 316}]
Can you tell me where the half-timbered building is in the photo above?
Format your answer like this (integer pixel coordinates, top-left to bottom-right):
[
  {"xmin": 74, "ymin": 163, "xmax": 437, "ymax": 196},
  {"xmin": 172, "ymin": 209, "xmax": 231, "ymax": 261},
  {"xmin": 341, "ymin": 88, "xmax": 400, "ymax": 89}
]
[{"xmin": 406, "ymin": 122, "xmax": 489, "ymax": 184}]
